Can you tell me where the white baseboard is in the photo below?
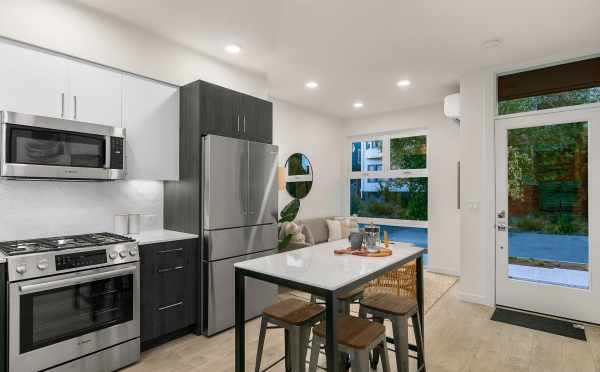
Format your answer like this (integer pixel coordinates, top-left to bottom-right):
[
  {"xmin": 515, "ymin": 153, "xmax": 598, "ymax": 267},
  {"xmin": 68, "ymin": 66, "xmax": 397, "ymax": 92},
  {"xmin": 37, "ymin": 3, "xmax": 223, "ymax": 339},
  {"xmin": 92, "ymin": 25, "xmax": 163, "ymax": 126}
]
[
  {"xmin": 457, "ymin": 291, "xmax": 492, "ymax": 306},
  {"xmin": 426, "ymin": 266, "xmax": 460, "ymax": 277}
]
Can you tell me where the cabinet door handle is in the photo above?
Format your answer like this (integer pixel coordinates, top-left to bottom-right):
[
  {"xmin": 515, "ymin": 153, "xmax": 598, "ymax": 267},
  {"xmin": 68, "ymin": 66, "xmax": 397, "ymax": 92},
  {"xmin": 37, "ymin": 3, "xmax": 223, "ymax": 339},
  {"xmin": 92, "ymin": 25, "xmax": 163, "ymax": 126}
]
[
  {"xmin": 157, "ymin": 265, "xmax": 184, "ymax": 273},
  {"xmin": 237, "ymin": 115, "xmax": 240, "ymax": 132},
  {"xmin": 243, "ymin": 116, "xmax": 246, "ymax": 132},
  {"xmin": 60, "ymin": 93, "xmax": 65, "ymax": 118},
  {"xmin": 73, "ymin": 95, "xmax": 77, "ymax": 119},
  {"xmin": 156, "ymin": 248, "xmax": 184, "ymax": 255},
  {"xmin": 157, "ymin": 301, "xmax": 183, "ymax": 312}
]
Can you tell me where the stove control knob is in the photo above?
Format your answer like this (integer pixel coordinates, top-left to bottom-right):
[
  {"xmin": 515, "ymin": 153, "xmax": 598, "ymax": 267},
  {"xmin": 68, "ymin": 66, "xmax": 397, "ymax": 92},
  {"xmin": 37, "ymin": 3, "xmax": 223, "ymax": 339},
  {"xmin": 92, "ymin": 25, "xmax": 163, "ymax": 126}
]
[
  {"xmin": 129, "ymin": 249, "xmax": 138, "ymax": 257},
  {"xmin": 37, "ymin": 259, "xmax": 49, "ymax": 271},
  {"xmin": 109, "ymin": 252, "xmax": 118, "ymax": 260},
  {"xmin": 16, "ymin": 264, "xmax": 27, "ymax": 275},
  {"xmin": 119, "ymin": 251, "xmax": 128, "ymax": 258}
]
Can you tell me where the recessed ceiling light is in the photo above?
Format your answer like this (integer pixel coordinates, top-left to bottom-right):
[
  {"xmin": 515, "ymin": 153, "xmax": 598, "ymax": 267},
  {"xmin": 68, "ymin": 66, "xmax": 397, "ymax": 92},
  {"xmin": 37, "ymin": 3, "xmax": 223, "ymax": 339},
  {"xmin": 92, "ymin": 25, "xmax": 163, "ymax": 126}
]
[
  {"xmin": 305, "ymin": 81, "xmax": 319, "ymax": 89},
  {"xmin": 353, "ymin": 101, "xmax": 364, "ymax": 108},
  {"xmin": 482, "ymin": 39, "xmax": 503, "ymax": 49},
  {"xmin": 397, "ymin": 80, "xmax": 411, "ymax": 87},
  {"xmin": 225, "ymin": 44, "xmax": 241, "ymax": 54}
]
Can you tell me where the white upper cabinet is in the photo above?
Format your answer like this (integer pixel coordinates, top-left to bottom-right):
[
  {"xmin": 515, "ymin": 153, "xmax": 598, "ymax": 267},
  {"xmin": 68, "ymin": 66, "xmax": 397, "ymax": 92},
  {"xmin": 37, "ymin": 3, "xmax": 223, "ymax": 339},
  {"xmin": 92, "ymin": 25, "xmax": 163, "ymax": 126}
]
[
  {"xmin": 0, "ymin": 41, "xmax": 68, "ymax": 118},
  {"xmin": 67, "ymin": 61, "xmax": 123, "ymax": 127},
  {"xmin": 122, "ymin": 75, "xmax": 179, "ymax": 180}
]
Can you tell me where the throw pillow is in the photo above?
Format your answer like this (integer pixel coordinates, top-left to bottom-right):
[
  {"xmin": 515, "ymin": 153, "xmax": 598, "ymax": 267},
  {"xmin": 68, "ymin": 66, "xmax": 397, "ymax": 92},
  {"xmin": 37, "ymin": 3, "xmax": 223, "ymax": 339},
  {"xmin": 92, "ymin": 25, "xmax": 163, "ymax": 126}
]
[
  {"xmin": 334, "ymin": 217, "xmax": 359, "ymax": 238},
  {"xmin": 303, "ymin": 224, "xmax": 316, "ymax": 245},
  {"xmin": 326, "ymin": 219, "xmax": 343, "ymax": 241}
]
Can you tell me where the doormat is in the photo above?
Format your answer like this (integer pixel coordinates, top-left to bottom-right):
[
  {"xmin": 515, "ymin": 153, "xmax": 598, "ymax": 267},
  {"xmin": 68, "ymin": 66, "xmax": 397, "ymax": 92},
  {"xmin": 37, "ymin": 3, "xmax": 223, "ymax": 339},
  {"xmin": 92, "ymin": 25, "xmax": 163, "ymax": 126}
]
[{"xmin": 491, "ymin": 308, "xmax": 586, "ymax": 341}]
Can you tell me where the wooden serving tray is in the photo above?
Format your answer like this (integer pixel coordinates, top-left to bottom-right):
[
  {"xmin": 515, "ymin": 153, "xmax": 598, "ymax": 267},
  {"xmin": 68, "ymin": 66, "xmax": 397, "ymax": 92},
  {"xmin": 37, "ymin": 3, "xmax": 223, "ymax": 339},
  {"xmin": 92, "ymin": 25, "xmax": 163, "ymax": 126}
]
[{"xmin": 334, "ymin": 247, "xmax": 392, "ymax": 257}]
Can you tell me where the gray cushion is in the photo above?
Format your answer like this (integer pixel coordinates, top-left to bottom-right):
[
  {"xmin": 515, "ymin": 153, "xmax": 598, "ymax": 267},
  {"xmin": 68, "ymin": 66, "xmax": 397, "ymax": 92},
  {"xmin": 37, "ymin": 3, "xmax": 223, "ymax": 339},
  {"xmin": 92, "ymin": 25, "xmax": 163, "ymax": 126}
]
[{"xmin": 296, "ymin": 217, "xmax": 332, "ymax": 245}]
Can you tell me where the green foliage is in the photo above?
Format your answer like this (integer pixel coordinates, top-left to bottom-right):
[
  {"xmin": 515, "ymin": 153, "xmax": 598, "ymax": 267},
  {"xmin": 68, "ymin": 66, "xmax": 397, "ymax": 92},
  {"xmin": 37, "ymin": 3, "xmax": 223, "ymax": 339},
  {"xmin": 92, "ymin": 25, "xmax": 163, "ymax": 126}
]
[
  {"xmin": 498, "ymin": 87, "xmax": 600, "ymax": 115},
  {"xmin": 278, "ymin": 234, "xmax": 293, "ymax": 250},
  {"xmin": 277, "ymin": 198, "xmax": 301, "ymax": 250},
  {"xmin": 510, "ymin": 213, "xmax": 588, "ymax": 235},
  {"xmin": 279, "ymin": 198, "xmax": 300, "ymax": 223},
  {"xmin": 350, "ymin": 178, "xmax": 428, "ymax": 221},
  {"xmin": 390, "ymin": 136, "xmax": 427, "ymax": 169},
  {"xmin": 507, "ymin": 122, "xmax": 587, "ymax": 202}
]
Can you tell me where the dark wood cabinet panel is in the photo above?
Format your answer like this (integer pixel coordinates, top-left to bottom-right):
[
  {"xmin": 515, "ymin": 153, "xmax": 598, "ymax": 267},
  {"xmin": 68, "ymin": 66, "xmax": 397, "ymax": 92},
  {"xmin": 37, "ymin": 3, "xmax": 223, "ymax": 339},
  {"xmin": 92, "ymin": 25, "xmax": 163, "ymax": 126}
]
[
  {"xmin": 199, "ymin": 82, "xmax": 240, "ymax": 138},
  {"xmin": 240, "ymin": 94, "xmax": 273, "ymax": 143},
  {"xmin": 140, "ymin": 239, "xmax": 197, "ymax": 347}
]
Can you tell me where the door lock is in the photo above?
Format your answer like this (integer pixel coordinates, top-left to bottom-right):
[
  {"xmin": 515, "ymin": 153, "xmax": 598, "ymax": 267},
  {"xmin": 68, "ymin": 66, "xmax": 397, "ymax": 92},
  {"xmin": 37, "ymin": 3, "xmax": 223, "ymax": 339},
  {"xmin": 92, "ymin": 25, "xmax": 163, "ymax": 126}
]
[
  {"xmin": 497, "ymin": 223, "xmax": 507, "ymax": 232},
  {"xmin": 497, "ymin": 210, "xmax": 506, "ymax": 218}
]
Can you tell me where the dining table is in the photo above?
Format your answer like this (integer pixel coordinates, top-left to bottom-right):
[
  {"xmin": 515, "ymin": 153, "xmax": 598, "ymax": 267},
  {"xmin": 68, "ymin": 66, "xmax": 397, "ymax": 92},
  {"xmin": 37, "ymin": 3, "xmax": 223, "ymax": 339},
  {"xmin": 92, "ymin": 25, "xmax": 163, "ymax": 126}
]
[{"xmin": 234, "ymin": 240, "xmax": 426, "ymax": 372}]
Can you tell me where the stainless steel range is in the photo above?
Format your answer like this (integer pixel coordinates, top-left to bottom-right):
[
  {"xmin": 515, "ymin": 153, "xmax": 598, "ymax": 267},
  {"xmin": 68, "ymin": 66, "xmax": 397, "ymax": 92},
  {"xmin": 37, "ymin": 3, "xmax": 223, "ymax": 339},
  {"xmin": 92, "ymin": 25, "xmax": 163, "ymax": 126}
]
[{"xmin": 0, "ymin": 232, "xmax": 140, "ymax": 372}]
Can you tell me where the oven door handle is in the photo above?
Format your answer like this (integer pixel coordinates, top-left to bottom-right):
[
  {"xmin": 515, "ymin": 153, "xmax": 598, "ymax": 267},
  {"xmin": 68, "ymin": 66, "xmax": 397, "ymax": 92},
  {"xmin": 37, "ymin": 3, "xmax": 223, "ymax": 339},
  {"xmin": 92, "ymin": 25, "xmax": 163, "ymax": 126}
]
[{"xmin": 19, "ymin": 265, "xmax": 137, "ymax": 294}]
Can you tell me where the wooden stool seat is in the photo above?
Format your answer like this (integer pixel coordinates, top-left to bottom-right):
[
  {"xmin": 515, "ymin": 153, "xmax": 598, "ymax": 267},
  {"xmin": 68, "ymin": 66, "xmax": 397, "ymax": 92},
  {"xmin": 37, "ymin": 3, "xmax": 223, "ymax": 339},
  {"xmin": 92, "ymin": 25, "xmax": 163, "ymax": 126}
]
[
  {"xmin": 361, "ymin": 292, "xmax": 417, "ymax": 316},
  {"xmin": 313, "ymin": 315, "xmax": 385, "ymax": 349},
  {"xmin": 262, "ymin": 298, "xmax": 324, "ymax": 326}
]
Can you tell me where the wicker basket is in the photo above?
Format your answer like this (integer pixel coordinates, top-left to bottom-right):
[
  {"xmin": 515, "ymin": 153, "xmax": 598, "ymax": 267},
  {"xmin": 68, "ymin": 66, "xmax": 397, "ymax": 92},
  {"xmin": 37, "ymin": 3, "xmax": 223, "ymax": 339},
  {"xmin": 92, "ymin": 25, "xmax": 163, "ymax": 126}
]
[{"xmin": 365, "ymin": 260, "xmax": 417, "ymax": 299}]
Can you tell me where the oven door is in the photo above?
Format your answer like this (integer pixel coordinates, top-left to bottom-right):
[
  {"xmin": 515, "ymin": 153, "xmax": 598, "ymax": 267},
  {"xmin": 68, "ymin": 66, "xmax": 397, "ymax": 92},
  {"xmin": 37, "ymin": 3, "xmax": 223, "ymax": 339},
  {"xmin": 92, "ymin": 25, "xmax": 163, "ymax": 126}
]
[{"xmin": 9, "ymin": 264, "xmax": 140, "ymax": 372}]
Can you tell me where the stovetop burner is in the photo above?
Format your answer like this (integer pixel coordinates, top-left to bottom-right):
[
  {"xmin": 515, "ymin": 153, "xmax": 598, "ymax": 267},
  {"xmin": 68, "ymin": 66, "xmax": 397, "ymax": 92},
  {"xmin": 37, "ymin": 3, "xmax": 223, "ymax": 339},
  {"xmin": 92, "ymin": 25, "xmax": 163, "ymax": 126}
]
[{"xmin": 0, "ymin": 232, "xmax": 135, "ymax": 256}]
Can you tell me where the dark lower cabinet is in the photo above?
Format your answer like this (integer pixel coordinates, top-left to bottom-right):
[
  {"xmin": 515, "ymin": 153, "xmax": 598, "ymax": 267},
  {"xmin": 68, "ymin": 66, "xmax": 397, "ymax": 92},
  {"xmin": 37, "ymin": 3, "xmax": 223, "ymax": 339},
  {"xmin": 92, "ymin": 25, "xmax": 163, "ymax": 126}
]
[
  {"xmin": 0, "ymin": 262, "xmax": 5, "ymax": 372},
  {"xmin": 140, "ymin": 239, "xmax": 197, "ymax": 350}
]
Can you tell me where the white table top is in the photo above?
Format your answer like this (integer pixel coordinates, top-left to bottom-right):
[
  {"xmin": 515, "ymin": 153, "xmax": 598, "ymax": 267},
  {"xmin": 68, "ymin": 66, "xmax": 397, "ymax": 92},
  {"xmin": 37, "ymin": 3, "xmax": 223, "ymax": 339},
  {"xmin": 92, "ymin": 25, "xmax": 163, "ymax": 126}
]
[
  {"xmin": 129, "ymin": 229, "xmax": 198, "ymax": 246},
  {"xmin": 234, "ymin": 240, "xmax": 424, "ymax": 291}
]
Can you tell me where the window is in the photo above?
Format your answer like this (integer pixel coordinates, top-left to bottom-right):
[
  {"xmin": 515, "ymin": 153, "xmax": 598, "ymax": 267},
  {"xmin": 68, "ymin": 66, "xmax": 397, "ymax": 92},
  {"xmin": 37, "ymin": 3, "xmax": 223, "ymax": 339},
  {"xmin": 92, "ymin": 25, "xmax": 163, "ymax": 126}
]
[
  {"xmin": 497, "ymin": 57, "xmax": 600, "ymax": 115},
  {"xmin": 348, "ymin": 132, "xmax": 428, "ymax": 226}
]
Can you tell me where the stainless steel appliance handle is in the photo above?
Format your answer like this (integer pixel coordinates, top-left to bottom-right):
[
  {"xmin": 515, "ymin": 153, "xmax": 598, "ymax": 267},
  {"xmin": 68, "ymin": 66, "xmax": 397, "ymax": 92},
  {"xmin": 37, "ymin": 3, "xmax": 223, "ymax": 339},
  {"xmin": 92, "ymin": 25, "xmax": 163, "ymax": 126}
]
[
  {"xmin": 237, "ymin": 115, "xmax": 240, "ymax": 132},
  {"xmin": 105, "ymin": 135, "xmax": 111, "ymax": 168},
  {"xmin": 73, "ymin": 95, "xmax": 77, "ymax": 119},
  {"xmin": 19, "ymin": 265, "xmax": 137, "ymax": 294},
  {"xmin": 243, "ymin": 115, "xmax": 246, "ymax": 132},
  {"xmin": 158, "ymin": 301, "xmax": 183, "ymax": 311},
  {"xmin": 60, "ymin": 93, "xmax": 65, "ymax": 118},
  {"xmin": 156, "ymin": 247, "xmax": 184, "ymax": 254}
]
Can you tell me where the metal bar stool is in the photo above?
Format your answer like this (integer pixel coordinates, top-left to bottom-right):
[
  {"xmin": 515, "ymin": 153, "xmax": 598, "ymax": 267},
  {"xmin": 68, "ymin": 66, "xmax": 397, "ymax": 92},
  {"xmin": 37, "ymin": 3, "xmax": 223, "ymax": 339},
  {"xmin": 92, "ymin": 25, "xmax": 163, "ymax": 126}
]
[
  {"xmin": 310, "ymin": 285, "xmax": 365, "ymax": 315},
  {"xmin": 255, "ymin": 298, "xmax": 324, "ymax": 372},
  {"xmin": 307, "ymin": 315, "xmax": 391, "ymax": 372},
  {"xmin": 359, "ymin": 293, "xmax": 425, "ymax": 372}
]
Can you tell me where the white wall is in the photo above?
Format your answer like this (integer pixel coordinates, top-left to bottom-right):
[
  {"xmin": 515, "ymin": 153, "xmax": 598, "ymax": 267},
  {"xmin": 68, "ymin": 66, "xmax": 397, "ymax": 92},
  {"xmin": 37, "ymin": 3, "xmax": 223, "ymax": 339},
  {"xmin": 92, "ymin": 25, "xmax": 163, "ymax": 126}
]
[
  {"xmin": 0, "ymin": 0, "xmax": 267, "ymax": 97},
  {"xmin": 344, "ymin": 104, "xmax": 461, "ymax": 276},
  {"xmin": 457, "ymin": 70, "xmax": 496, "ymax": 305},
  {"xmin": 273, "ymin": 100, "xmax": 345, "ymax": 220},
  {"xmin": 0, "ymin": 0, "xmax": 270, "ymax": 240},
  {"xmin": 0, "ymin": 180, "xmax": 163, "ymax": 241}
]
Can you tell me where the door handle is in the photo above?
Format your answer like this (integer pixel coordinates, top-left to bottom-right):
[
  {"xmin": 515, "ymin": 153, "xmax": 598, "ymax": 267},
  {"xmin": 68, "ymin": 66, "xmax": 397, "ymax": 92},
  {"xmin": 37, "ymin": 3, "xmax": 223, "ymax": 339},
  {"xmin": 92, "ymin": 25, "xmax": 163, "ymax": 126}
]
[
  {"xmin": 60, "ymin": 93, "xmax": 65, "ymax": 118},
  {"xmin": 497, "ymin": 210, "xmax": 506, "ymax": 218},
  {"xmin": 73, "ymin": 95, "xmax": 78, "ymax": 119},
  {"xmin": 497, "ymin": 223, "xmax": 507, "ymax": 232}
]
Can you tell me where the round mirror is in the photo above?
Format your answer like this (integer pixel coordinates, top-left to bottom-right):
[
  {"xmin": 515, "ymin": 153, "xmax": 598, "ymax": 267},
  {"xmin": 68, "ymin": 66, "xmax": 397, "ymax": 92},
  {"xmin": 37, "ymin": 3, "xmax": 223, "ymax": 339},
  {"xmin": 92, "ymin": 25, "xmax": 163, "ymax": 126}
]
[{"xmin": 285, "ymin": 153, "xmax": 313, "ymax": 199}]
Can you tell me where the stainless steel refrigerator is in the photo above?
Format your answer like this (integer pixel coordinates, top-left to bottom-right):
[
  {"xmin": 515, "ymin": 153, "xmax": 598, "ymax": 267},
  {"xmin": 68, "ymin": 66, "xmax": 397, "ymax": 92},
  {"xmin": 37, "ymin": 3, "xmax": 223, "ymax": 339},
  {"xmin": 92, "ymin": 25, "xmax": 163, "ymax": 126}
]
[{"xmin": 201, "ymin": 134, "xmax": 279, "ymax": 335}]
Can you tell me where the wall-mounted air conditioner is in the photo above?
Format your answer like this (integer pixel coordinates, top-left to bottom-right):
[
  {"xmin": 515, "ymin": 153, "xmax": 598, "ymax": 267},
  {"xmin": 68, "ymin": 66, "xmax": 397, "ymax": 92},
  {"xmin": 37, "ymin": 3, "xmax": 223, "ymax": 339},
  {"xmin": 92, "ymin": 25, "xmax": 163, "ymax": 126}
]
[{"xmin": 444, "ymin": 93, "xmax": 460, "ymax": 122}]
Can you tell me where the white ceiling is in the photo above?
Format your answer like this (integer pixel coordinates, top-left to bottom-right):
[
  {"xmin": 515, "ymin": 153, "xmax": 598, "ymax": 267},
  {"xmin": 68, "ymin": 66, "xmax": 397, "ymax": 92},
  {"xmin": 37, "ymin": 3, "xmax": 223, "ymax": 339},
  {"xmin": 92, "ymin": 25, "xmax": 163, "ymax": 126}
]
[{"xmin": 73, "ymin": 0, "xmax": 600, "ymax": 118}]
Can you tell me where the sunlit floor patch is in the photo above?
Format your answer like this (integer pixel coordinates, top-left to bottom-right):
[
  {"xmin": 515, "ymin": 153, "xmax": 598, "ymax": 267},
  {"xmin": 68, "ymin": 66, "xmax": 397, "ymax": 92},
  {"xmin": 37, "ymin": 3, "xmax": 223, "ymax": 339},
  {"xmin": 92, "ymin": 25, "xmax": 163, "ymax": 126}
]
[{"xmin": 508, "ymin": 264, "xmax": 589, "ymax": 289}]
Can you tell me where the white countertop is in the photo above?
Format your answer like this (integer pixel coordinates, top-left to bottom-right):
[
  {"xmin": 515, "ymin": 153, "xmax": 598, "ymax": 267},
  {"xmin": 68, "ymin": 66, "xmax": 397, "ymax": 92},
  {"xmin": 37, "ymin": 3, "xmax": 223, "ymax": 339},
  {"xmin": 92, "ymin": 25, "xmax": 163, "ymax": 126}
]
[
  {"xmin": 129, "ymin": 229, "xmax": 198, "ymax": 246},
  {"xmin": 234, "ymin": 240, "xmax": 424, "ymax": 291}
]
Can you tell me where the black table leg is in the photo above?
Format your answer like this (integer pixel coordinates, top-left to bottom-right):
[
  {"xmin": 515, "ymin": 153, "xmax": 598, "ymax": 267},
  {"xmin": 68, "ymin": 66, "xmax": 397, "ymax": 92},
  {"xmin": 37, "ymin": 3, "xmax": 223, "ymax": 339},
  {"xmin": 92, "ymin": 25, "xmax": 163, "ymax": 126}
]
[
  {"xmin": 416, "ymin": 256, "xmax": 426, "ymax": 372},
  {"xmin": 325, "ymin": 291, "xmax": 340, "ymax": 372},
  {"xmin": 284, "ymin": 330, "xmax": 291, "ymax": 372},
  {"xmin": 235, "ymin": 268, "xmax": 245, "ymax": 372}
]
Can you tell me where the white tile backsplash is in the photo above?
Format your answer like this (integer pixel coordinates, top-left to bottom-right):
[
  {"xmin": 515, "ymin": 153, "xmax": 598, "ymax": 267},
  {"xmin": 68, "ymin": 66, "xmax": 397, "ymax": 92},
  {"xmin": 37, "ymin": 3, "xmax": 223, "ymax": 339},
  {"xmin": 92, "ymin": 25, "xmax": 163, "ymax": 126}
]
[{"xmin": 0, "ymin": 179, "xmax": 163, "ymax": 241}]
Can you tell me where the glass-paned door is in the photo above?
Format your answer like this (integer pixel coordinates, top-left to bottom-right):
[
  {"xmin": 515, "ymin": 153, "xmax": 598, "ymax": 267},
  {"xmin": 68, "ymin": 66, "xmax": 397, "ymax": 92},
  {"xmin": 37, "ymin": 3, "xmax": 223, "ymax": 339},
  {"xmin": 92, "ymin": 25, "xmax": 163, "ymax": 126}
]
[{"xmin": 495, "ymin": 107, "xmax": 600, "ymax": 323}]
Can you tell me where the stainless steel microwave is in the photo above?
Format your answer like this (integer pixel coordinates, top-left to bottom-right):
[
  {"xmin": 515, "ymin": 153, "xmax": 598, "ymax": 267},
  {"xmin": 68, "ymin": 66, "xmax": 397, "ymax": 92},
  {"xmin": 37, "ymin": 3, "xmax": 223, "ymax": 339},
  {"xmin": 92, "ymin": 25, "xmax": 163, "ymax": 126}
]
[{"xmin": 0, "ymin": 111, "xmax": 125, "ymax": 180}]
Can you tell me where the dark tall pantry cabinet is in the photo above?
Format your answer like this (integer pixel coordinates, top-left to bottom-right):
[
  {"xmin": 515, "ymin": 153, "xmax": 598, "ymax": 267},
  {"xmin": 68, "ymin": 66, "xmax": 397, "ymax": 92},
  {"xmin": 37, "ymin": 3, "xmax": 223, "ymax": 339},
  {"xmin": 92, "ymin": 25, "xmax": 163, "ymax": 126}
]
[{"xmin": 163, "ymin": 79, "xmax": 273, "ymax": 335}]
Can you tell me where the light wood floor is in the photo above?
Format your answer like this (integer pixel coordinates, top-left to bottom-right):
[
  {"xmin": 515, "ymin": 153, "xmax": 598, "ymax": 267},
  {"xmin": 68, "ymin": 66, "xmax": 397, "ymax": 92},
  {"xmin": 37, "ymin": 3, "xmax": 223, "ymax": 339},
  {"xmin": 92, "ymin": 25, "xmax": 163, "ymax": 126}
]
[{"xmin": 124, "ymin": 283, "xmax": 600, "ymax": 372}]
